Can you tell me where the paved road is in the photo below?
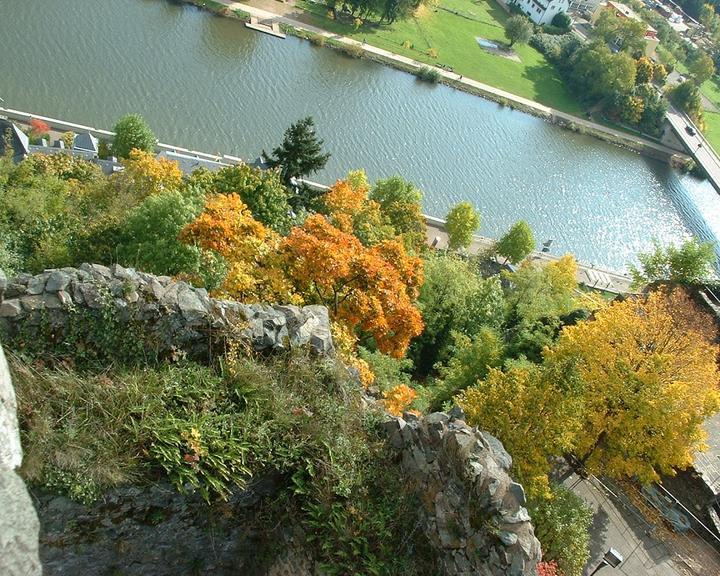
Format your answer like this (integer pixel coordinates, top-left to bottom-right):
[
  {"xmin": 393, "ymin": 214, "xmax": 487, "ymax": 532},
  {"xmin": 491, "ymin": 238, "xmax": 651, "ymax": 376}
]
[
  {"xmin": 565, "ymin": 473, "xmax": 692, "ymax": 576},
  {"xmin": 666, "ymin": 105, "xmax": 720, "ymax": 193}
]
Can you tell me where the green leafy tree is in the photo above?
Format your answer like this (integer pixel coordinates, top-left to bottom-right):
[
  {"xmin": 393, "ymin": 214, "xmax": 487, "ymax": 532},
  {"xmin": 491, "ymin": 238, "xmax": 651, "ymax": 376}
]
[
  {"xmin": 551, "ymin": 12, "xmax": 572, "ymax": 32},
  {"xmin": 266, "ymin": 117, "xmax": 330, "ymax": 186},
  {"xmin": 505, "ymin": 15, "xmax": 533, "ymax": 47},
  {"xmin": 635, "ymin": 83, "xmax": 668, "ymax": 135},
  {"xmin": 669, "ymin": 80, "xmax": 704, "ymax": 124},
  {"xmin": 112, "ymin": 114, "xmax": 157, "ymax": 159},
  {"xmin": 630, "ymin": 238, "xmax": 716, "ymax": 287},
  {"xmin": 212, "ymin": 164, "xmax": 294, "ymax": 233},
  {"xmin": 496, "ymin": 220, "xmax": 535, "ymax": 264},
  {"xmin": 528, "ymin": 484, "xmax": 593, "ymax": 576},
  {"xmin": 117, "ymin": 189, "xmax": 226, "ymax": 289},
  {"xmin": 570, "ymin": 43, "xmax": 637, "ymax": 102},
  {"xmin": 701, "ymin": 3, "xmax": 720, "ymax": 32},
  {"xmin": 445, "ymin": 202, "xmax": 480, "ymax": 251},
  {"xmin": 369, "ymin": 175, "xmax": 426, "ymax": 252},
  {"xmin": 503, "ymin": 255, "xmax": 589, "ymax": 362},
  {"xmin": 689, "ymin": 51, "xmax": 716, "ymax": 85},
  {"xmin": 431, "ymin": 327, "xmax": 505, "ymax": 409},
  {"xmin": 593, "ymin": 10, "xmax": 647, "ymax": 54},
  {"xmin": 411, "ymin": 254, "xmax": 505, "ymax": 374}
]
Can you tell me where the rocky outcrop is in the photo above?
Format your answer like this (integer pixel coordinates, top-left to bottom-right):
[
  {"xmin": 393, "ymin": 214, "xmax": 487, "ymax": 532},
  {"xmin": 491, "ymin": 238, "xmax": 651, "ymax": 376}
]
[
  {"xmin": 0, "ymin": 264, "xmax": 334, "ymax": 359},
  {"xmin": 33, "ymin": 476, "xmax": 300, "ymax": 576},
  {"xmin": 0, "ymin": 343, "xmax": 42, "ymax": 576},
  {"xmin": 383, "ymin": 409, "xmax": 541, "ymax": 576}
]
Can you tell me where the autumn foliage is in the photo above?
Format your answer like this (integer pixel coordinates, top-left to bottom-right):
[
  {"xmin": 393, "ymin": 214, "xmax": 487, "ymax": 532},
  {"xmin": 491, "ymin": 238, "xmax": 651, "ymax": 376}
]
[
  {"xmin": 116, "ymin": 149, "xmax": 183, "ymax": 199},
  {"xmin": 29, "ymin": 118, "xmax": 50, "ymax": 139},
  {"xmin": 181, "ymin": 193, "xmax": 424, "ymax": 356},
  {"xmin": 548, "ymin": 287, "xmax": 720, "ymax": 482},
  {"xmin": 537, "ymin": 561, "xmax": 563, "ymax": 576},
  {"xmin": 282, "ymin": 214, "xmax": 423, "ymax": 357},
  {"xmin": 180, "ymin": 193, "xmax": 298, "ymax": 303},
  {"xmin": 383, "ymin": 384, "xmax": 418, "ymax": 416}
]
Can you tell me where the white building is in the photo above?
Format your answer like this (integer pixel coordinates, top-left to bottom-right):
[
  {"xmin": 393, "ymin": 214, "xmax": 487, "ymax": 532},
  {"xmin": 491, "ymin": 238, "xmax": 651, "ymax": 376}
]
[{"xmin": 513, "ymin": 0, "xmax": 570, "ymax": 25}]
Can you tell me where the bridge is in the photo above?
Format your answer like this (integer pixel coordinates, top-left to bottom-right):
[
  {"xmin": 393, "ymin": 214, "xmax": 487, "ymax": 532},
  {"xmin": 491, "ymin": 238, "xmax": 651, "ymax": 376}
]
[{"xmin": 666, "ymin": 105, "xmax": 720, "ymax": 193}]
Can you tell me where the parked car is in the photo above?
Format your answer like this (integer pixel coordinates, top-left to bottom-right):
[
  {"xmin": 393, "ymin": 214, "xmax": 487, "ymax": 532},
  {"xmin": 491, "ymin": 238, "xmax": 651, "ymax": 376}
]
[{"xmin": 686, "ymin": 125, "xmax": 697, "ymax": 136}]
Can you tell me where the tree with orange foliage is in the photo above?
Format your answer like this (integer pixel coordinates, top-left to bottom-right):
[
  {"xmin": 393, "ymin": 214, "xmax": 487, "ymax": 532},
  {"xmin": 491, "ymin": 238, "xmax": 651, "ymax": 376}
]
[
  {"xmin": 282, "ymin": 214, "xmax": 423, "ymax": 357},
  {"xmin": 180, "ymin": 193, "xmax": 298, "ymax": 303},
  {"xmin": 322, "ymin": 171, "xmax": 394, "ymax": 245},
  {"xmin": 29, "ymin": 118, "xmax": 50, "ymax": 140}
]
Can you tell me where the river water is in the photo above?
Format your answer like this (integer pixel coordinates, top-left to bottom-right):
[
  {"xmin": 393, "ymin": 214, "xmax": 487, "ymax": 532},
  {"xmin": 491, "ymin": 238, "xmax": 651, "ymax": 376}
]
[{"xmin": 1, "ymin": 0, "xmax": 719, "ymax": 271}]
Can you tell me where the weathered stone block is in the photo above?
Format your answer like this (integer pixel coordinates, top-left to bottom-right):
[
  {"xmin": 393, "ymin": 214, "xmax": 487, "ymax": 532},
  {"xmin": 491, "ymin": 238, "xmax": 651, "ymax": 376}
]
[
  {"xmin": 0, "ymin": 299, "xmax": 22, "ymax": 318},
  {"xmin": 45, "ymin": 271, "xmax": 72, "ymax": 293}
]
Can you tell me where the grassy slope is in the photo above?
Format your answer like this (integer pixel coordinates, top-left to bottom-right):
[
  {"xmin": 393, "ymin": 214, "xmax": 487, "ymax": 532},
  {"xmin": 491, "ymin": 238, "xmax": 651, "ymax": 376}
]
[
  {"xmin": 295, "ymin": 0, "xmax": 582, "ymax": 114},
  {"xmin": 704, "ymin": 110, "xmax": 720, "ymax": 155}
]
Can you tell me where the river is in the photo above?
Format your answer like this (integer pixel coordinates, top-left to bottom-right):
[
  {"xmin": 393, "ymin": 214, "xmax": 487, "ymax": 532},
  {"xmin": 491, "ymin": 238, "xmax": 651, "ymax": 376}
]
[{"xmin": 1, "ymin": 0, "xmax": 719, "ymax": 271}]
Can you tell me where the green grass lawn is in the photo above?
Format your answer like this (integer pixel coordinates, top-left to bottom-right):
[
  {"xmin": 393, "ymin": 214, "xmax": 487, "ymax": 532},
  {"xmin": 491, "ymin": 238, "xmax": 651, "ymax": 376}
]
[
  {"xmin": 703, "ymin": 110, "xmax": 720, "ymax": 153},
  {"xmin": 294, "ymin": 0, "xmax": 583, "ymax": 114}
]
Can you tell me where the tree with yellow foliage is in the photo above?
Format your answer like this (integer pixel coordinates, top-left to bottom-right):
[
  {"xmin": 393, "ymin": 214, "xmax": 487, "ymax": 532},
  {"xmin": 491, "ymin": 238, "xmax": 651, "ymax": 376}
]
[
  {"xmin": 114, "ymin": 149, "xmax": 183, "ymax": 200},
  {"xmin": 547, "ymin": 287, "xmax": 720, "ymax": 482},
  {"xmin": 179, "ymin": 193, "xmax": 298, "ymax": 303},
  {"xmin": 457, "ymin": 358, "xmax": 584, "ymax": 498}
]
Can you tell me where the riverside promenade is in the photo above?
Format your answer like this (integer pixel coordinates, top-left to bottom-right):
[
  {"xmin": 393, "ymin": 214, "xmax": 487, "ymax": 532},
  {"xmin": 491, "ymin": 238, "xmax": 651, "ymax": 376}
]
[
  {"xmin": 422, "ymin": 215, "xmax": 634, "ymax": 294},
  {"xmin": 1, "ymin": 106, "xmax": 633, "ymax": 294},
  {"xmin": 212, "ymin": 0, "xmax": 689, "ymax": 165}
]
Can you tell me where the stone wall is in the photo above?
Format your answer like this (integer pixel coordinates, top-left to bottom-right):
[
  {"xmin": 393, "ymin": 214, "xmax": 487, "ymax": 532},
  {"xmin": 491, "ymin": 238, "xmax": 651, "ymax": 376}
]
[
  {"xmin": 32, "ymin": 475, "xmax": 313, "ymax": 576},
  {"xmin": 0, "ymin": 341, "xmax": 42, "ymax": 576},
  {"xmin": 0, "ymin": 264, "xmax": 334, "ymax": 359},
  {"xmin": 383, "ymin": 409, "xmax": 541, "ymax": 576}
]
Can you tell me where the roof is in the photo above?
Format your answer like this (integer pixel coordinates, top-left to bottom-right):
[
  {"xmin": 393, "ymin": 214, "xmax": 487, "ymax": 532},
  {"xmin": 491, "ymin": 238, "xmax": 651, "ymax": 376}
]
[
  {"xmin": 157, "ymin": 150, "xmax": 231, "ymax": 174},
  {"xmin": 0, "ymin": 119, "xmax": 30, "ymax": 162},
  {"xmin": 694, "ymin": 413, "xmax": 720, "ymax": 496},
  {"xmin": 606, "ymin": 1, "xmax": 658, "ymax": 34},
  {"xmin": 73, "ymin": 132, "xmax": 99, "ymax": 153},
  {"xmin": 26, "ymin": 143, "xmax": 123, "ymax": 175}
]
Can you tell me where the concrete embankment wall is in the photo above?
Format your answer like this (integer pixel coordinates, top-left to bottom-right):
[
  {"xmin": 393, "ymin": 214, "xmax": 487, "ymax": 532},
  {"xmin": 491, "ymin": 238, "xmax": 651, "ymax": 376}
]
[{"xmin": 0, "ymin": 106, "xmax": 245, "ymax": 165}]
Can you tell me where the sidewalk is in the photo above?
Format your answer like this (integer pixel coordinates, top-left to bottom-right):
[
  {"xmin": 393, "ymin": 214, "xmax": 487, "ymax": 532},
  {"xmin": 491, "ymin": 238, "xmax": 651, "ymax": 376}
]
[
  {"xmin": 216, "ymin": 0, "xmax": 689, "ymax": 162},
  {"xmin": 423, "ymin": 217, "xmax": 634, "ymax": 294},
  {"xmin": 564, "ymin": 473, "xmax": 692, "ymax": 576}
]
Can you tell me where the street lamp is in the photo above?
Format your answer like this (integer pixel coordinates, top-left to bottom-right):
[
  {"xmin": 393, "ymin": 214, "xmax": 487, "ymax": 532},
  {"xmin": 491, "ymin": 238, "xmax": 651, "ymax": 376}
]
[{"xmin": 589, "ymin": 548, "xmax": 624, "ymax": 575}]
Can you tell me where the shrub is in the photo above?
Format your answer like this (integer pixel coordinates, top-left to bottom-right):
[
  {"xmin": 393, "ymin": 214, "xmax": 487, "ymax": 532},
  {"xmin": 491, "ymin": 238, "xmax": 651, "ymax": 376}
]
[
  {"xmin": 60, "ymin": 131, "xmax": 75, "ymax": 149},
  {"xmin": 29, "ymin": 118, "xmax": 50, "ymax": 140},
  {"xmin": 427, "ymin": 47, "xmax": 439, "ymax": 59},
  {"xmin": 383, "ymin": 384, "xmax": 418, "ymax": 415},
  {"xmin": 343, "ymin": 43, "xmax": 364, "ymax": 58},
  {"xmin": 416, "ymin": 66, "xmax": 441, "ymax": 83},
  {"xmin": 309, "ymin": 33, "xmax": 325, "ymax": 46},
  {"xmin": 359, "ymin": 347, "xmax": 414, "ymax": 392},
  {"xmin": 529, "ymin": 484, "xmax": 592, "ymax": 576}
]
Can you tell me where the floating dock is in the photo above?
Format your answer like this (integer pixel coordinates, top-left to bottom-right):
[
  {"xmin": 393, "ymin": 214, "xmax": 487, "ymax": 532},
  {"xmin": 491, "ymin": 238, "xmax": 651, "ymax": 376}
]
[{"xmin": 245, "ymin": 16, "xmax": 286, "ymax": 39}]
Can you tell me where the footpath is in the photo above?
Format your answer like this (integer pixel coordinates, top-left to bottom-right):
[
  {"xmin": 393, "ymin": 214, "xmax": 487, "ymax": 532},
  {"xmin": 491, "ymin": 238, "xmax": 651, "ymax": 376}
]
[
  {"xmin": 213, "ymin": 0, "xmax": 688, "ymax": 163},
  {"xmin": 423, "ymin": 215, "xmax": 634, "ymax": 294}
]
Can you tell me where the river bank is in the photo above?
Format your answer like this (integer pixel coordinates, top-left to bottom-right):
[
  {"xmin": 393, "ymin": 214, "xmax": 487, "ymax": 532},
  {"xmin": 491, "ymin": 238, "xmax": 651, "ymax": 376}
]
[
  {"xmin": 1, "ymin": 105, "xmax": 634, "ymax": 288},
  {"xmin": 187, "ymin": 0, "xmax": 692, "ymax": 168}
]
